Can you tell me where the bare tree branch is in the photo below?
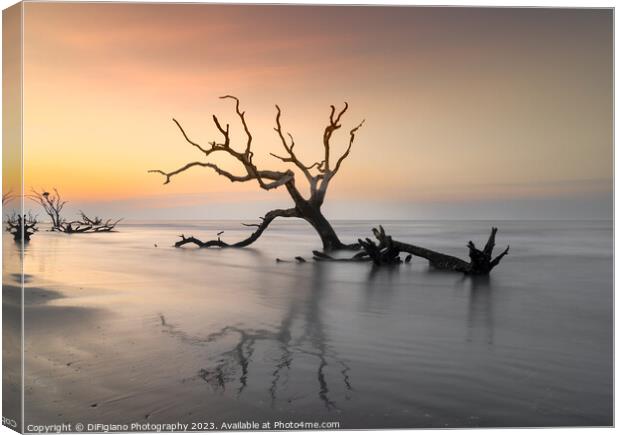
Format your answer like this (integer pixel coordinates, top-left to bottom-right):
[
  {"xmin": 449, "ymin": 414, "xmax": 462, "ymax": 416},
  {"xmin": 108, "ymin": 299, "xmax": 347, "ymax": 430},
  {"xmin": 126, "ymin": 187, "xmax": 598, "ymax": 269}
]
[
  {"xmin": 322, "ymin": 102, "xmax": 349, "ymax": 172},
  {"xmin": 272, "ymin": 105, "xmax": 316, "ymax": 182},
  {"xmin": 149, "ymin": 162, "xmax": 253, "ymax": 185},
  {"xmin": 175, "ymin": 208, "xmax": 299, "ymax": 248},
  {"xmin": 150, "ymin": 96, "xmax": 365, "ymax": 250},
  {"xmin": 333, "ymin": 119, "xmax": 365, "ymax": 175},
  {"xmin": 220, "ymin": 95, "xmax": 253, "ymax": 157},
  {"xmin": 151, "ymin": 97, "xmax": 294, "ymax": 192},
  {"xmin": 172, "ymin": 118, "xmax": 211, "ymax": 155},
  {"xmin": 28, "ymin": 188, "xmax": 67, "ymax": 231},
  {"xmin": 313, "ymin": 104, "xmax": 364, "ymax": 205},
  {"xmin": 490, "ymin": 245, "xmax": 510, "ymax": 268}
]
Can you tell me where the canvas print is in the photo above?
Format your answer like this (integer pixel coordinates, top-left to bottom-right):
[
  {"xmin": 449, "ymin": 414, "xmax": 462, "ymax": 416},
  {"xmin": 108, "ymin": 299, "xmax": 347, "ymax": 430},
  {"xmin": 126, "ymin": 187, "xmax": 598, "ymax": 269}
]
[{"xmin": 2, "ymin": 2, "xmax": 613, "ymax": 432}]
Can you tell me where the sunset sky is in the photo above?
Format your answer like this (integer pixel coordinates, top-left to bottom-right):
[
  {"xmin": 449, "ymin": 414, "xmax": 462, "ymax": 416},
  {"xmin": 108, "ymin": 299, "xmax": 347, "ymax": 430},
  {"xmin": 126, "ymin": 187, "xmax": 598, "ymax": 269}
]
[{"xmin": 15, "ymin": 3, "xmax": 613, "ymax": 219}]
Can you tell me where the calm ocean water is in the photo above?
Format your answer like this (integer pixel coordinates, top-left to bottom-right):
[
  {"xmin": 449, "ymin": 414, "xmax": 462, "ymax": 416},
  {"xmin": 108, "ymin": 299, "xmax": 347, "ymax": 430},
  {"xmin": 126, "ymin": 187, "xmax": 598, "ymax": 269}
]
[{"xmin": 10, "ymin": 220, "xmax": 613, "ymax": 428}]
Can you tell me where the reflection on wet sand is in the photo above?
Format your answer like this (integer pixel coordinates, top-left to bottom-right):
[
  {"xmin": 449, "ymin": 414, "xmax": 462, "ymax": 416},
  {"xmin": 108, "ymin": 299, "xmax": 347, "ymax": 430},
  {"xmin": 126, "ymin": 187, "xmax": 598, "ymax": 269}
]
[{"xmin": 159, "ymin": 263, "xmax": 352, "ymax": 410}]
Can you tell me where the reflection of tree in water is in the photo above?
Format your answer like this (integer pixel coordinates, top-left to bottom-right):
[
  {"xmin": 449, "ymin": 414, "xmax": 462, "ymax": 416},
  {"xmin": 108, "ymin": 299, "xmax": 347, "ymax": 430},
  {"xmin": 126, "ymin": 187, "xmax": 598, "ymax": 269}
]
[
  {"xmin": 158, "ymin": 264, "xmax": 352, "ymax": 410},
  {"xmin": 463, "ymin": 275, "xmax": 495, "ymax": 345},
  {"xmin": 196, "ymin": 326, "xmax": 263, "ymax": 394}
]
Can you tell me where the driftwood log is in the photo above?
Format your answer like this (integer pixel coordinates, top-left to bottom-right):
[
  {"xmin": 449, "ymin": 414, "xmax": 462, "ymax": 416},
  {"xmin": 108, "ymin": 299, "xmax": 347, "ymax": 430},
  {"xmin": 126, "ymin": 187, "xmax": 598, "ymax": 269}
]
[
  {"xmin": 60, "ymin": 212, "xmax": 122, "ymax": 234},
  {"xmin": 313, "ymin": 226, "xmax": 509, "ymax": 275}
]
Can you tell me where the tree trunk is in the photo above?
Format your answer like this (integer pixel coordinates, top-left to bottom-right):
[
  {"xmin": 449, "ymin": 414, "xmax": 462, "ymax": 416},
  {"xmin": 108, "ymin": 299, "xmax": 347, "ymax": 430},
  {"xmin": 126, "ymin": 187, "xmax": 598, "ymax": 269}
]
[
  {"xmin": 298, "ymin": 202, "xmax": 345, "ymax": 251},
  {"xmin": 174, "ymin": 197, "xmax": 350, "ymax": 251}
]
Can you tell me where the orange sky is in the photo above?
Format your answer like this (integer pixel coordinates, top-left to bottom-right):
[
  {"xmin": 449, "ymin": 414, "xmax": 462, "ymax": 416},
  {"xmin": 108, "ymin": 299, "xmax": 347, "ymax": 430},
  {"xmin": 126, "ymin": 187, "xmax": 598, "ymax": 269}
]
[{"xmin": 13, "ymin": 3, "xmax": 613, "ymax": 218}]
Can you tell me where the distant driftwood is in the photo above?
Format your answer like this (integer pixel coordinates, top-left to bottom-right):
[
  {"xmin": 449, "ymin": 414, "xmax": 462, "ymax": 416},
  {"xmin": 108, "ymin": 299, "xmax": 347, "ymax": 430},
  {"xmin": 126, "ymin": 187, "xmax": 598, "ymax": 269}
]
[
  {"xmin": 60, "ymin": 212, "xmax": 122, "ymax": 234},
  {"xmin": 29, "ymin": 188, "xmax": 122, "ymax": 233},
  {"xmin": 314, "ymin": 226, "xmax": 509, "ymax": 275}
]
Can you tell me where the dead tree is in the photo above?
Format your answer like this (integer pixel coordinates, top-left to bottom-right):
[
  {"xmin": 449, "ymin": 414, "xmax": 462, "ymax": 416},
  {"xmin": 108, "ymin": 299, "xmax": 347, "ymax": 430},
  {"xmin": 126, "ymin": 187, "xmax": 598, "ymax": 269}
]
[
  {"xmin": 315, "ymin": 226, "xmax": 509, "ymax": 275},
  {"xmin": 28, "ymin": 188, "xmax": 66, "ymax": 231},
  {"xmin": 29, "ymin": 188, "xmax": 121, "ymax": 233},
  {"xmin": 6, "ymin": 212, "xmax": 38, "ymax": 242},
  {"xmin": 150, "ymin": 96, "xmax": 364, "ymax": 251}
]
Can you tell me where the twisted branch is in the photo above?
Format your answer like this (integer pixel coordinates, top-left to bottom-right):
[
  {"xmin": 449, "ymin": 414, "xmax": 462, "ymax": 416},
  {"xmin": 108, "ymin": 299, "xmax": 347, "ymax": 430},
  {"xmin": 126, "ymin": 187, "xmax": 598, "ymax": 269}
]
[
  {"xmin": 175, "ymin": 208, "xmax": 299, "ymax": 248},
  {"xmin": 150, "ymin": 96, "xmax": 364, "ymax": 250},
  {"xmin": 221, "ymin": 95, "xmax": 253, "ymax": 157},
  {"xmin": 271, "ymin": 105, "xmax": 316, "ymax": 182},
  {"xmin": 333, "ymin": 120, "xmax": 365, "ymax": 175},
  {"xmin": 322, "ymin": 103, "xmax": 348, "ymax": 172},
  {"xmin": 150, "ymin": 96, "xmax": 295, "ymax": 192}
]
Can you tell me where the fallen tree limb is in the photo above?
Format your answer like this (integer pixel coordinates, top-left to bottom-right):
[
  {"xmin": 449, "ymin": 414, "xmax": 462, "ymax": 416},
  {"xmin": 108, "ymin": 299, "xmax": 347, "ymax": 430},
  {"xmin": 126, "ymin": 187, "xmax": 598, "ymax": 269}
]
[
  {"xmin": 368, "ymin": 226, "xmax": 509, "ymax": 274},
  {"xmin": 61, "ymin": 212, "xmax": 122, "ymax": 234},
  {"xmin": 312, "ymin": 226, "xmax": 509, "ymax": 275}
]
